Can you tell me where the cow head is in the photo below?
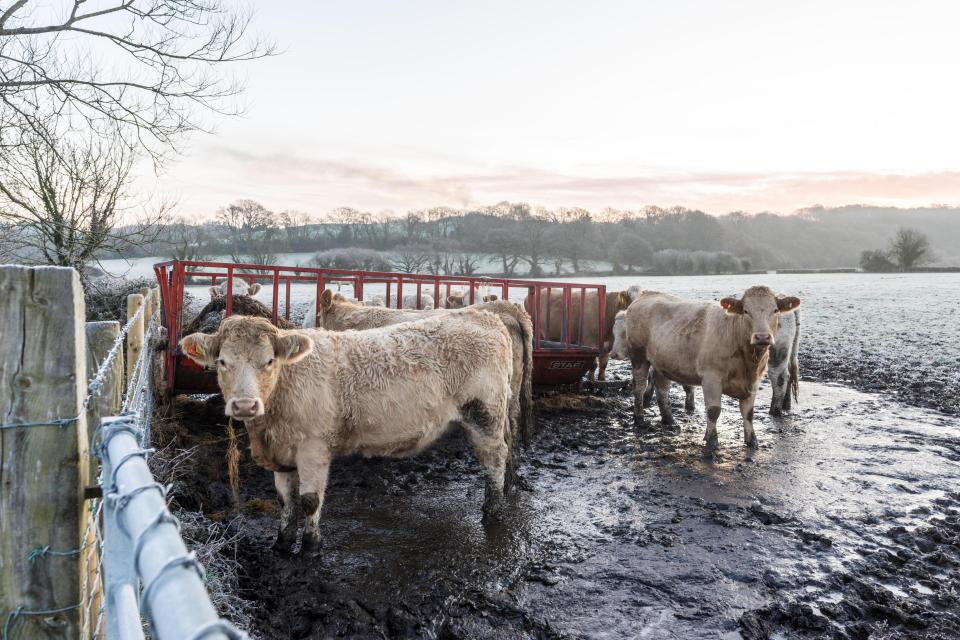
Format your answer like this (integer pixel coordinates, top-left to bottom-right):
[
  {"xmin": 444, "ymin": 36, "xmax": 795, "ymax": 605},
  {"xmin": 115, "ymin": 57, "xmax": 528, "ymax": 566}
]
[
  {"xmin": 209, "ymin": 280, "xmax": 261, "ymax": 301},
  {"xmin": 610, "ymin": 310, "xmax": 629, "ymax": 359},
  {"xmin": 180, "ymin": 316, "xmax": 313, "ymax": 419},
  {"xmin": 316, "ymin": 289, "xmax": 361, "ymax": 327},
  {"xmin": 481, "ymin": 294, "xmax": 498, "ymax": 303},
  {"xmin": 720, "ymin": 286, "xmax": 800, "ymax": 347},
  {"xmin": 446, "ymin": 294, "xmax": 466, "ymax": 308}
]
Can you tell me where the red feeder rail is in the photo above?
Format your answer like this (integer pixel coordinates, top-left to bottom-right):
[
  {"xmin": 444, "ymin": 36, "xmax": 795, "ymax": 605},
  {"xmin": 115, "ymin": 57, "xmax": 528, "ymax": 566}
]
[{"xmin": 153, "ymin": 260, "xmax": 606, "ymax": 394}]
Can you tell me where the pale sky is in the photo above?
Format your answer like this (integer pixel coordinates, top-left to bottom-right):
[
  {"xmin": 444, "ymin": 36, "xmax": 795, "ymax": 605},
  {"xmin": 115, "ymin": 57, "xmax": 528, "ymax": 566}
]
[{"xmin": 144, "ymin": 0, "xmax": 960, "ymax": 217}]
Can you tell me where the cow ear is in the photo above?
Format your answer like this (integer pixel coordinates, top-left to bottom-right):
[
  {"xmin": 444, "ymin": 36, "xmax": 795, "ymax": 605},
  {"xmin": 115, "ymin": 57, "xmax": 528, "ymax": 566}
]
[
  {"xmin": 272, "ymin": 333, "xmax": 313, "ymax": 364},
  {"xmin": 180, "ymin": 332, "xmax": 220, "ymax": 366},
  {"xmin": 248, "ymin": 283, "xmax": 262, "ymax": 296},
  {"xmin": 320, "ymin": 289, "xmax": 334, "ymax": 310},
  {"xmin": 720, "ymin": 297, "xmax": 744, "ymax": 314},
  {"xmin": 618, "ymin": 291, "xmax": 631, "ymax": 308},
  {"xmin": 777, "ymin": 296, "xmax": 801, "ymax": 313},
  {"xmin": 209, "ymin": 286, "xmax": 222, "ymax": 301}
]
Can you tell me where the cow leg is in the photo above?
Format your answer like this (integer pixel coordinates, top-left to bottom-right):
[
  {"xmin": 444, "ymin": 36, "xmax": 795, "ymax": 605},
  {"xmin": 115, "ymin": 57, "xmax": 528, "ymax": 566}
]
[
  {"xmin": 683, "ymin": 386, "xmax": 696, "ymax": 413},
  {"xmin": 642, "ymin": 370, "xmax": 656, "ymax": 408},
  {"xmin": 597, "ymin": 352, "xmax": 610, "ymax": 382},
  {"xmin": 653, "ymin": 370, "xmax": 675, "ymax": 427},
  {"xmin": 769, "ymin": 368, "xmax": 788, "ymax": 417},
  {"xmin": 702, "ymin": 375, "xmax": 722, "ymax": 450},
  {"xmin": 781, "ymin": 373, "xmax": 793, "ymax": 411},
  {"xmin": 273, "ymin": 470, "xmax": 300, "ymax": 553},
  {"xmin": 740, "ymin": 395, "xmax": 759, "ymax": 449},
  {"xmin": 630, "ymin": 353, "xmax": 651, "ymax": 428},
  {"xmin": 460, "ymin": 400, "xmax": 509, "ymax": 522},
  {"xmin": 295, "ymin": 444, "xmax": 331, "ymax": 554},
  {"xmin": 586, "ymin": 357, "xmax": 598, "ymax": 383}
]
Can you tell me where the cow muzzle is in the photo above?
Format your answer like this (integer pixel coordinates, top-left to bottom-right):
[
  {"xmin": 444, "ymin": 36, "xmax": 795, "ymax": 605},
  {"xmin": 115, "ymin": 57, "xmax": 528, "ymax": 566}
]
[
  {"xmin": 751, "ymin": 333, "xmax": 774, "ymax": 346},
  {"xmin": 227, "ymin": 397, "xmax": 263, "ymax": 419}
]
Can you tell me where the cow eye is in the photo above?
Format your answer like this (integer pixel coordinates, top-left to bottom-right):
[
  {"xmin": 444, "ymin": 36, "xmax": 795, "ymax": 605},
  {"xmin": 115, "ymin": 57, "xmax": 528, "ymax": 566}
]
[
  {"xmin": 217, "ymin": 358, "xmax": 226, "ymax": 367},
  {"xmin": 266, "ymin": 358, "xmax": 274, "ymax": 367}
]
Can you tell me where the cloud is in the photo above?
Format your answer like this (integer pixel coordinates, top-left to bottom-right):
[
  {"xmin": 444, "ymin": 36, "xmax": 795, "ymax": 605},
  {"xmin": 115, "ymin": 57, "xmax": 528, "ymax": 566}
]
[{"xmin": 170, "ymin": 147, "xmax": 960, "ymax": 215}]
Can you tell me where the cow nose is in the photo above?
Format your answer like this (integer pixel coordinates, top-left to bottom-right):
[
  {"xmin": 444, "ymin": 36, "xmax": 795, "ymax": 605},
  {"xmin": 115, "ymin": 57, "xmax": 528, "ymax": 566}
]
[
  {"xmin": 229, "ymin": 398, "xmax": 261, "ymax": 418},
  {"xmin": 751, "ymin": 333, "xmax": 773, "ymax": 346}
]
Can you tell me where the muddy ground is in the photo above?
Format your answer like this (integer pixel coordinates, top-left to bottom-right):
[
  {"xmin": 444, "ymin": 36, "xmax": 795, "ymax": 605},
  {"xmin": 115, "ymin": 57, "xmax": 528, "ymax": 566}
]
[{"xmin": 166, "ymin": 362, "xmax": 960, "ymax": 639}]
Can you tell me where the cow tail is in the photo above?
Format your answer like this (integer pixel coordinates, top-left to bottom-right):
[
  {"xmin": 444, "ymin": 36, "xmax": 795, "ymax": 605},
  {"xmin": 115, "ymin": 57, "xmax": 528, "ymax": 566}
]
[
  {"xmin": 515, "ymin": 304, "xmax": 535, "ymax": 449},
  {"xmin": 789, "ymin": 308, "xmax": 801, "ymax": 403}
]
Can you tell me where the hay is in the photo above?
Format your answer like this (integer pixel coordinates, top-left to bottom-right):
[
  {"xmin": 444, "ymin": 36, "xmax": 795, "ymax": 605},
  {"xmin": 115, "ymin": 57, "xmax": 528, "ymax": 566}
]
[{"xmin": 226, "ymin": 418, "xmax": 242, "ymax": 513}]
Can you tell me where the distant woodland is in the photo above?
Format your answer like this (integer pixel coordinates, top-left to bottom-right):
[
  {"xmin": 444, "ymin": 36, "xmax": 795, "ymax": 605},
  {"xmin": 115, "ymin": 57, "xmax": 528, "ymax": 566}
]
[{"xmin": 111, "ymin": 203, "xmax": 960, "ymax": 276}]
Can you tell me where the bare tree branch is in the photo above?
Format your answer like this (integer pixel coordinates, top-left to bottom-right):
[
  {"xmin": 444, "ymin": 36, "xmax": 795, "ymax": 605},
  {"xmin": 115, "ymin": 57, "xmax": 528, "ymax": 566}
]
[{"xmin": 0, "ymin": 1, "xmax": 277, "ymax": 162}]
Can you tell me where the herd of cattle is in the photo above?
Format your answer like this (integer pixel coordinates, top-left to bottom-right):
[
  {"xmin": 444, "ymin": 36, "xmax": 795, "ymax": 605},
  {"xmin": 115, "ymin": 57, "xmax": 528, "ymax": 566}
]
[{"xmin": 184, "ymin": 280, "xmax": 800, "ymax": 552}]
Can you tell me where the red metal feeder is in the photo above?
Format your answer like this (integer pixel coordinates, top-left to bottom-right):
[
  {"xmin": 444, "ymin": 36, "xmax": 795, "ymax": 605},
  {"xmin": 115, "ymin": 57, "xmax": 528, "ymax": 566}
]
[{"xmin": 153, "ymin": 260, "xmax": 606, "ymax": 394}]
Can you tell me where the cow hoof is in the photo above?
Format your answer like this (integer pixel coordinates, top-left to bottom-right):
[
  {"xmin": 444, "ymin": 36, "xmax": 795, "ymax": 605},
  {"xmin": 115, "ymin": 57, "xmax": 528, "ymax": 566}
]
[
  {"xmin": 769, "ymin": 406, "xmax": 783, "ymax": 417},
  {"xmin": 482, "ymin": 486, "xmax": 506, "ymax": 523},
  {"xmin": 300, "ymin": 532, "xmax": 323, "ymax": 555},
  {"xmin": 685, "ymin": 402, "xmax": 696, "ymax": 414},
  {"xmin": 272, "ymin": 531, "xmax": 297, "ymax": 554},
  {"xmin": 705, "ymin": 436, "xmax": 720, "ymax": 451},
  {"xmin": 514, "ymin": 474, "xmax": 534, "ymax": 492},
  {"xmin": 661, "ymin": 417, "xmax": 675, "ymax": 428},
  {"xmin": 747, "ymin": 436, "xmax": 759, "ymax": 449}
]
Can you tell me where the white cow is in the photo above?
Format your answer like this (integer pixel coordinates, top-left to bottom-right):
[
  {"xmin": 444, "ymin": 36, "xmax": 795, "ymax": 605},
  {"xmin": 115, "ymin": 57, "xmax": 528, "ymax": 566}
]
[
  {"xmin": 367, "ymin": 292, "xmax": 436, "ymax": 310},
  {"xmin": 209, "ymin": 279, "xmax": 261, "ymax": 301}
]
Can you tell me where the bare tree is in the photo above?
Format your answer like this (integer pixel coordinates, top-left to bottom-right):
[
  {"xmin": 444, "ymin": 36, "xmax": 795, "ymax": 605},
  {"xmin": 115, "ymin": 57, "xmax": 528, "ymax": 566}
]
[
  {"xmin": 454, "ymin": 252, "xmax": 482, "ymax": 275},
  {"xmin": 484, "ymin": 227, "xmax": 523, "ymax": 276},
  {"xmin": 0, "ymin": 1, "xmax": 276, "ymax": 160},
  {"xmin": 0, "ymin": 132, "xmax": 166, "ymax": 281},
  {"xmin": 279, "ymin": 209, "xmax": 313, "ymax": 247},
  {"xmin": 889, "ymin": 227, "xmax": 931, "ymax": 270},
  {"xmin": 167, "ymin": 216, "xmax": 210, "ymax": 261},
  {"xmin": 392, "ymin": 244, "xmax": 431, "ymax": 273},
  {"xmin": 216, "ymin": 199, "xmax": 277, "ymax": 268}
]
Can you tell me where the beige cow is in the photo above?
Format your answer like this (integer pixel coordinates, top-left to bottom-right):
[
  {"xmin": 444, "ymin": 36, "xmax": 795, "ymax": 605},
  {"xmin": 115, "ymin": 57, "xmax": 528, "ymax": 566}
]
[
  {"xmin": 210, "ymin": 279, "xmax": 261, "ymax": 301},
  {"xmin": 181, "ymin": 312, "xmax": 515, "ymax": 553},
  {"xmin": 622, "ymin": 286, "xmax": 801, "ymax": 450},
  {"xmin": 313, "ymin": 289, "xmax": 535, "ymax": 446},
  {"xmin": 445, "ymin": 292, "xmax": 499, "ymax": 308},
  {"xmin": 524, "ymin": 289, "xmax": 632, "ymax": 381}
]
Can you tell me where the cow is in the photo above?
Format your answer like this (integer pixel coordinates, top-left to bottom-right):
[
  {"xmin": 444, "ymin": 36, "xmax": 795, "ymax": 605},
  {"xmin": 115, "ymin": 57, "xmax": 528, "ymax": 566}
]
[
  {"xmin": 621, "ymin": 286, "xmax": 801, "ymax": 450},
  {"xmin": 612, "ymin": 306, "xmax": 801, "ymax": 415},
  {"xmin": 611, "ymin": 310, "xmax": 696, "ymax": 413},
  {"xmin": 301, "ymin": 294, "xmax": 360, "ymax": 328},
  {"xmin": 445, "ymin": 292, "xmax": 499, "ymax": 308},
  {"xmin": 210, "ymin": 279, "xmax": 261, "ymax": 301},
  {"xmin": 525, "ymin": 289, "xmax": 632, "ymax": 382},
  {"xmin": 367, "ymin": 292, "xmax": 435, "ymax": 310},
  {"xmin": 180, "ymin": 312, "xmax": 515, "ymax": 553},
  {"xmin": 768, "ymin": 308, "xmax": 801, "ymax": 416},
  {"xmin": 312, "ymin": 289, "xmax": 535, "ymax": 446}
]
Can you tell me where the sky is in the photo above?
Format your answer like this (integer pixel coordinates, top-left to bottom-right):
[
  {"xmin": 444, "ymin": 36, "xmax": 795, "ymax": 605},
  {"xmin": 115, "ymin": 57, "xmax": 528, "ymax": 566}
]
[{"xmin": 142, "ymin": 0, "xmax": 960, "ymax": 217}]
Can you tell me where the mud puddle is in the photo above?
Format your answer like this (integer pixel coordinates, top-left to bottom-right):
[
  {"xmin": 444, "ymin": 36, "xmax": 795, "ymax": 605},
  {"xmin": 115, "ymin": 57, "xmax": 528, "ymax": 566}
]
[{"xmin": 174, "ymin": 373, "xmax": 960, "ymax": 639}]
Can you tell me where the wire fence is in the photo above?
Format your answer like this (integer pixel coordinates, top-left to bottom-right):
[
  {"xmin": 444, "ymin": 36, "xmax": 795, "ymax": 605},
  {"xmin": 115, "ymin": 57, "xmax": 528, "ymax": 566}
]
[{"xmin": 2, "ymin": 287, "xmax": 247, "ymax": 640}]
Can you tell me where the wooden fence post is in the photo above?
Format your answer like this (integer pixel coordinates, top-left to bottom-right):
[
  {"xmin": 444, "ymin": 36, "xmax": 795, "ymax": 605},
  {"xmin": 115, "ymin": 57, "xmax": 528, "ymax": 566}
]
[
  {"xmin": 0, "ymin": 265, "xmax": 88, "ymax": 639},
  {"xmin": 126, "ymin": 293, "xmax": 145, "ymax": 384},
  {"xmin": 139, "ymin": 286, "xmax": 153, "ymax": 327}
]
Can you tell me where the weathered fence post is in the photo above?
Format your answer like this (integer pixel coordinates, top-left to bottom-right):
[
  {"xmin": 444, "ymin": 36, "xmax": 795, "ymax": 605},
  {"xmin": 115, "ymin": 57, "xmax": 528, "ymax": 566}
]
[
  {"xmin": 0, "ymin": 265, "xmax": 88, "ymax": 639},
  {"xmin": 126, "ymin": 293, "xmax": 145, "ymax": 384},
  {"xmin": 139, "ymin": 286, "xmax": 154, "ymax": 327}
]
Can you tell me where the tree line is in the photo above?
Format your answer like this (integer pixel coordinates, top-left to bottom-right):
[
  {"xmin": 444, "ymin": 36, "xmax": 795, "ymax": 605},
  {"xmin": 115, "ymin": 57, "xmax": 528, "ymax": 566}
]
[{"xmin": 121, "ymin": 200, "xmax": 959, "ymax": 277}]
